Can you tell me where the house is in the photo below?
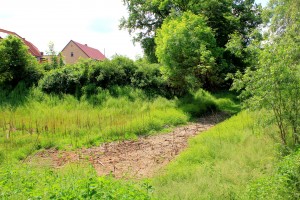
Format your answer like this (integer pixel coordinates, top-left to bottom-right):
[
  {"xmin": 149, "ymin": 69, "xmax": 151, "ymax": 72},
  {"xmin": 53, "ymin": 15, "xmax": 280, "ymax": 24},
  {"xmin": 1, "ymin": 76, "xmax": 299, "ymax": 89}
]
[
  {"xmin": 60, "ymin": 40, "xmax": 106, "ymax": 64},
  {"xmin": 0, "ymin": 28, "xmax": 43, "ymax": 61}
]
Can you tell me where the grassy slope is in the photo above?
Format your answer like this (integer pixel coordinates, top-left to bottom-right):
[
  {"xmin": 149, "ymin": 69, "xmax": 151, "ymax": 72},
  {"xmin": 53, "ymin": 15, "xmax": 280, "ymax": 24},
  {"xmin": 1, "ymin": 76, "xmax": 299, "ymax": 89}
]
[{"xmin": 151, "ymin": 111, "xmax": 278, "ymax": 199}]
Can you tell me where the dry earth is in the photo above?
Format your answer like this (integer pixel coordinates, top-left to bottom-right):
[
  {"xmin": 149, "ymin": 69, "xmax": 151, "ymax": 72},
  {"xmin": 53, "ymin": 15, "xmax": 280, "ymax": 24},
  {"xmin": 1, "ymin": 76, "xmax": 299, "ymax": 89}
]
[{"xmin": 30, "ymin": 112, "xmax": 227, "ymax": 179}]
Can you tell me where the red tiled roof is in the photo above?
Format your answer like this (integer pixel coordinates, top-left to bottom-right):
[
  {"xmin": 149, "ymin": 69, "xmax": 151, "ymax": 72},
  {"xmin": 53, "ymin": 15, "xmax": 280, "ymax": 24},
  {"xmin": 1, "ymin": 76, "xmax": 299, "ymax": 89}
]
[
  {"xmin": 72, "ymin": 40, "xmax": 106, "ymax": 60},
  {"xmin": 0, "ymin": 28, "xmax": 42, "ymax": 58}
]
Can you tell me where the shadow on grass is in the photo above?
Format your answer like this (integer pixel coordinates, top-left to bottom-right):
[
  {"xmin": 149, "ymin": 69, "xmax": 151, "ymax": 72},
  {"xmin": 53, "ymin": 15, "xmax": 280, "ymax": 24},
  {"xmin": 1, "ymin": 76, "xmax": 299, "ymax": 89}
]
[
  {"xmin": 0, "ymin": 82, "xmax": 30, "ymax": 108},
  {"xmin": 177, "ymin": 89, "xmax": 241, "ymax": 119}
]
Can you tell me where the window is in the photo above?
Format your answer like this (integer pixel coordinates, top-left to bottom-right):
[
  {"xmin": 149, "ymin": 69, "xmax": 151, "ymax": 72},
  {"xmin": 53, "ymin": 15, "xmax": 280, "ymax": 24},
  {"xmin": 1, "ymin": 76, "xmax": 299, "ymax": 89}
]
[{"xmin": 71, "ymin": 52, "xmax": 74, "ymax": 57}]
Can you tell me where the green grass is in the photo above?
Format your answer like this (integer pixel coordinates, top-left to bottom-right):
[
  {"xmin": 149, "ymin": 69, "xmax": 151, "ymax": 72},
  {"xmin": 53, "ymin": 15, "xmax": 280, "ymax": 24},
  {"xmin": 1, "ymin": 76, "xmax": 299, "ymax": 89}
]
[
  {"xmin": 0, "ymin": 86, "xmax": 243, "ymax": 199},
  {"xmin": 151, "ymin": 111, "xmax": 278, "ymax": 199},
  {"xmin": 0, "ymin": 88, "xmax": 188, "ymax": 163},
  {"xmin": 0, "ymin": 162, "xmax": 151, "ymax": 199},
  {"xmin": 247, "ymin": 149, "xmax": 300, "ymax": 199},
  {"xmin": 0, "ymin": 87, "xmax": 239, "ymax": 164}
]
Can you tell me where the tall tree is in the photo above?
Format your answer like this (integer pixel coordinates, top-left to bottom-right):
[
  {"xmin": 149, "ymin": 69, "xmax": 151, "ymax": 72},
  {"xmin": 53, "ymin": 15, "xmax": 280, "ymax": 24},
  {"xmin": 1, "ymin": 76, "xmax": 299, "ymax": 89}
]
[
  {"xmin": 120, "ymin": 0, "xmax": 262, "ymax": 67},
  {"xmin": 155, "ymin": 12, "xmax": 219, "ymax": 92}
]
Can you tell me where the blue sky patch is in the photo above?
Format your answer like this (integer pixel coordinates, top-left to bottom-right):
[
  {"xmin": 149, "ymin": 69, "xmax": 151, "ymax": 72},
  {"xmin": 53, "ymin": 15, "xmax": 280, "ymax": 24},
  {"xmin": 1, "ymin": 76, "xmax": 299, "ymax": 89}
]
[{"xmin": 89, "ymin": 18, "xmax": 116, "ymax": 33}]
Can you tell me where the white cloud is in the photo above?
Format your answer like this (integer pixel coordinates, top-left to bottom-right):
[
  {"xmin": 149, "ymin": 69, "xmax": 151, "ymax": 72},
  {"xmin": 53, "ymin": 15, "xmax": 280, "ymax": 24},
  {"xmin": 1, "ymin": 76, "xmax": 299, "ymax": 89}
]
[{"xmin": 0, "ymin": 0, "xmax": 143, "ymax": 59}]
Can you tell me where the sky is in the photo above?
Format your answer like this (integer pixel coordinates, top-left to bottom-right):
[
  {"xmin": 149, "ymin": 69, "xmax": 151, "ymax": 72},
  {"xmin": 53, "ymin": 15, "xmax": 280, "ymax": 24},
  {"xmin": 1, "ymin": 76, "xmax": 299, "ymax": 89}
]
[{"xmin": 0, "ymin": 0, "xmax": 268, "ymax": 59}]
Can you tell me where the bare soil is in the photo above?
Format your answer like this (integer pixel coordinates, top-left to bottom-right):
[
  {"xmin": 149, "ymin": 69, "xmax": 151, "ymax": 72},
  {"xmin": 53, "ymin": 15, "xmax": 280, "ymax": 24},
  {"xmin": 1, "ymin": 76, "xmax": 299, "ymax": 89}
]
[{"xmin": 30, "ymin": 112, "xmax": 227, "ymax": 179}]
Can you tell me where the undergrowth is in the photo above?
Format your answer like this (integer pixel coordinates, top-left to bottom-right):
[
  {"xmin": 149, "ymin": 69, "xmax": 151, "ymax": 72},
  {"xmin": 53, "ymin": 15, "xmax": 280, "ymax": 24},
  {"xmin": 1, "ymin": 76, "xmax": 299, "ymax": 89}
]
[
  {"xmin": 0, "ymin": 162, "xmax": 151, "ymax": 199},
  {"xmin": 247, "ymin": 149, "xmax": 300, "ymax": 199}
]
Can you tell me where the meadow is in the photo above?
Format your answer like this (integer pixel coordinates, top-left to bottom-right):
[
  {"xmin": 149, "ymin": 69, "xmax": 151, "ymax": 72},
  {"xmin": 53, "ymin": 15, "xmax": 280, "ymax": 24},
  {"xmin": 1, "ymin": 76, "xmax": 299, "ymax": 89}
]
[
  {"xmin": 0, "ymin": 86, "xmax": 190, "ymax": 164},
  {"xmin": 0, "ymin": 87, "xmax": 298, "ymax": 199},
  {"xmin": 0, "ymin": 84, "xmax": 241, "ymax": 199}
]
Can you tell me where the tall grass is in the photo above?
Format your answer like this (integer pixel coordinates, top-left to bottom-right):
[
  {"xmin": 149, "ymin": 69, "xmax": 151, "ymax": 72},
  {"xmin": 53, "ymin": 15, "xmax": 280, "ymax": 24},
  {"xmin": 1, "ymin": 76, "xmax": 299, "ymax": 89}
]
[
  {"xmin": 0, "ymin": 85, "xmax": 243, "ymax": 199},
  {"xmin": 151, "ymin": 111, "xmax": 278, "ymax": 199},
  {"xmin": 0, "ymin": 87, "xmax": 188, "ymax": 163},
  {"xmin": 247, "ymin": 149, "xmax": 300, "ymax": 199},
  {"xmin": 178, "ymin": 89, "xmax": 240, "ymax": 118}
]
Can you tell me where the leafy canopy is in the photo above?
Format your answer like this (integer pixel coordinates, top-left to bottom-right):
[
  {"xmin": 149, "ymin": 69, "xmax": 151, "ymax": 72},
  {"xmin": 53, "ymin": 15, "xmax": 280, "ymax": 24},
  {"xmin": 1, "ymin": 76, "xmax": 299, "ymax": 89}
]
[
  {"xmin": 155, "ymin": 12, "xmax": 219, "ymax": 92},
  {"xmin": 121, "ymin": 0, "xmax": 262, "ymax": 67}
]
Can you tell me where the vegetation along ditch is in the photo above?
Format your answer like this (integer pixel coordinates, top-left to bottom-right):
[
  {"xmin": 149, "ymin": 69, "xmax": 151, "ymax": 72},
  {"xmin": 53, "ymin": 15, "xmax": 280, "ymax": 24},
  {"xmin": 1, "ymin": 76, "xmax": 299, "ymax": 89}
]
[{"xmin": 1, "ymin": 0, "xmax": 300, "ymax": 199}]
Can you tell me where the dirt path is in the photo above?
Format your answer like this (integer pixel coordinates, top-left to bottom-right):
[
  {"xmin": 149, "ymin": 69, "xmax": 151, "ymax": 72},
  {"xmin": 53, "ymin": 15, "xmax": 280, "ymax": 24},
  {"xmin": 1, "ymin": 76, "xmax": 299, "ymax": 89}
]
[{"xmin": 31, "ymin": 113, "xmax": 227, "ymax": 179}]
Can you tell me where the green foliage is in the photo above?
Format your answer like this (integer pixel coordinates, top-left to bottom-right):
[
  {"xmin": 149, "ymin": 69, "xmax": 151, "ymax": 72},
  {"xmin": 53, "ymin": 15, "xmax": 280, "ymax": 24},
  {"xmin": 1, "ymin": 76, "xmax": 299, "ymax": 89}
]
[
  {"xmin": 40, "ymin": 64, "xmax": 85, "ymax": 95},
  {"xmin": 247, "ymin": 150, "xmax": 300, "ymax": 199},
  {"xmin": 0, "ymin": 163, "xmax": 151, "ymax": 199},
  {"xmin": 155, "ymin": 12, "xmax": 219, "ymax": 92},
  {"xmin": 178, "ymin": 89, "xmax": 218, "ymax": 118},
  {"xmin": 121, "ymin": 0, "xmax": 262, "ymax": 70},
  {"xmin": 0, "ymin": 35, "xmax": 42, "ymax": 88},
  {"xmin": 86, "ymin": 56, "xmax": 138, "ymax": 90},
  {"xmin": 263, "ymin": 0, "xmax": 300, "ymax": 36},
  {"xmin": 40, "ymin": 56, "xmax": 172, "ymax": 98},
  {"xmin": 0, "ymin": 82, "xmax": 29, "ymax": 107},
  {"xmin": 131, "ymin": 59, "xmax": 167, "ymax": 97},
  {"xmin": 232, "ymin": 0, "xmax": 300, "ymax": 148},
  {"xmin": 151, "ymin": 111, "xmax": 277, "ymax": 199}
]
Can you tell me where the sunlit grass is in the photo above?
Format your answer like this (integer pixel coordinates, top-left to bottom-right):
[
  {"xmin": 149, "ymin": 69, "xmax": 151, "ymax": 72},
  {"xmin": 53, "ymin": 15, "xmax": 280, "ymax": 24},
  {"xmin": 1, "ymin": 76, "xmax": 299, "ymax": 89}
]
[
  {"xmin": 0, "ymin": 88, "xmax": 188, "ymax": 163},
  {"xmin": 0, "ymin": 162, "xmax": 151, "ymax": 199},
  {"xmin": 151, "ymin": 111, "xmax": 278, "ymax": 199}
]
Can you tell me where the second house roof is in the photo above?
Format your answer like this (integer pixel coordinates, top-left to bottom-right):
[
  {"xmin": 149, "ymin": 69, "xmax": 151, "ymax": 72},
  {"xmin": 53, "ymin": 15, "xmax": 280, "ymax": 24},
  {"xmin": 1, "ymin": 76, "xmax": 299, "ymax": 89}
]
[{"xmin": 67, "ymin": 40, "xmax": 106, "ymax": 60}]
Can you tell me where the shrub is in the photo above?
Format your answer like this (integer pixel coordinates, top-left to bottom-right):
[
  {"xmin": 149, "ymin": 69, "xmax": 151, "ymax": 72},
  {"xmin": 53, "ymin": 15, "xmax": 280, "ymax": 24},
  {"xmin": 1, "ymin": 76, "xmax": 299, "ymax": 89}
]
[
  {"xmin": 40, "ymin": 64, "xmax": 85, "ymax": 95},
  {"xmin": 88, "ymin": 56, "xmax": 137, "ymax": 89},
  {"xmin": 155, "ymin": 12, "xmax": 219, "ymax": 92},
  {"xmin": 0, "ymin": 35, "xmax": 42, "ymax": 88},
  {"xmin": 131, "ymin": 60, "xmax": 168, "ymax": 97},
  {"xmin": 110, "ymin": 55, "xmax": 138, "ymax": 86}
]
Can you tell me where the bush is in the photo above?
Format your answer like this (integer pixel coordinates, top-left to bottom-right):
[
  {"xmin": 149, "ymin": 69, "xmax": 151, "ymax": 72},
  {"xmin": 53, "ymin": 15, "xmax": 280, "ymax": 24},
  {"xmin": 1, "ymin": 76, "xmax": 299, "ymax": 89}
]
[
  {"xmin": 110, "ymin": 55, "xmax": 138, "ymax": 86},
  {"xmin": 131, "ymin": 60, "xmax": 167, "ymax": 96},
  {"xmin": 40, "ymin": 64, "xmax": 85, "ymax": 95},
  {"xmin": 88, "ymin": 56, "xmax": 137, "ymax": 89},
  {"xmin": 0, "ymin": 35, "xmax": 42, "ymax": 88}
]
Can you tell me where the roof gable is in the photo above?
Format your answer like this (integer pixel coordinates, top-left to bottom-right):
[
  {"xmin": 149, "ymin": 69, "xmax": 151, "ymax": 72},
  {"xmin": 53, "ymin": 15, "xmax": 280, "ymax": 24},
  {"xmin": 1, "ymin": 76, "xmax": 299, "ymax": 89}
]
[
  {"xmin": 0, "ymin": 28, "xmax": 42, "ymax": 57},
  {"xmin": 72, "ymin": 40, "xmax": 106, "ymax": 61}
]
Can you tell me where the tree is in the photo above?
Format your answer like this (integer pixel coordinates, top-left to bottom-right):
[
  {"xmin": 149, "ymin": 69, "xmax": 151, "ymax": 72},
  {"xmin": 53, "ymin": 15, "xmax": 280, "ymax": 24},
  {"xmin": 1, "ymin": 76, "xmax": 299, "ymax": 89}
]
[
  {"xmin": 121, "ymin": 0, "xmax": 262, "ymax": 68},
  {"xmin": 0, "ymin": 35, "xmax": 41, "ymax": 88},
  {"xmin": 232, "ymin": 0, "xmax": 300, "ymax": 149},
  {"xmin": 46, "ymin": 41, "xmax": 64, "ymax": 69},
  {"xmin": 155, "ymin": 12, "xmax": 219, "ymax": 93}
]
